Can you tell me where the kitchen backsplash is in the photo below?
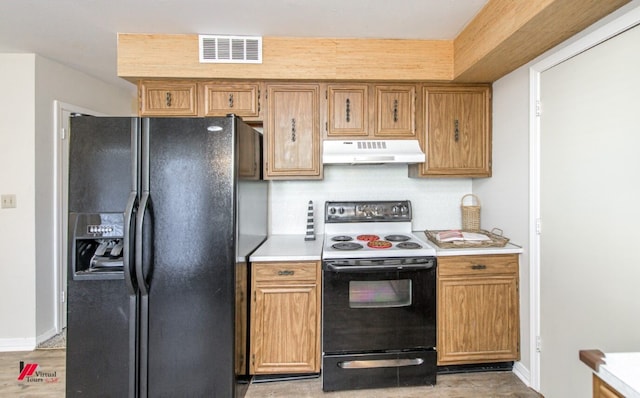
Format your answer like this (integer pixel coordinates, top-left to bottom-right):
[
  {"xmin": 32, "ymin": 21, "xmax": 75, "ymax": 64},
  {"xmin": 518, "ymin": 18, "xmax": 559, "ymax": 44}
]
[{"xmin": 268, "ymin": 164, "xmax": 472, "ymax": 235}]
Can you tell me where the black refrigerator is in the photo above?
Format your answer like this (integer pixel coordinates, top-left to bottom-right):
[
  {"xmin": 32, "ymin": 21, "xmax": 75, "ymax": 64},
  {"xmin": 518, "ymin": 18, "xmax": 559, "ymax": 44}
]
[{"xmin": 66, "ymin": 115, "xmax": 267, "ymax": 397}]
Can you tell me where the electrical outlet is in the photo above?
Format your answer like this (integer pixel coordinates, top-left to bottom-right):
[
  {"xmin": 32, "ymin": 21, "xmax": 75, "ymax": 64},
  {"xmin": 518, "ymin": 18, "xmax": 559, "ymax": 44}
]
[{"xmin": 1, "ymin": 194, "xmax": 17, "ymax": 209}]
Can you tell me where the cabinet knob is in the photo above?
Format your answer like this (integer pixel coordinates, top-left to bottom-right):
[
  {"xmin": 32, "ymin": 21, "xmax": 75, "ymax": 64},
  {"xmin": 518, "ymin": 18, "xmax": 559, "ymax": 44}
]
[
  {"xmin": 278, "ymin": 270, "xmax": 295, "ymax": 276},
  {"xmin": 345, "ymin": 98, "xmax": 351, "ymax": 123},
  {"xmin": 393, "ymin": 99, "xmax": 399, "ymax": 122},
  {"xmin": 454, "ymin": 119, "xmax": 460, "ymax": 142}
]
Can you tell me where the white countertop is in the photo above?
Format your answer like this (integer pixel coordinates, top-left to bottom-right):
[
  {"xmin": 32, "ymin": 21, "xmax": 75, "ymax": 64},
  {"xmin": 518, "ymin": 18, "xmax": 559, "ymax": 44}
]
[
  {"xmin": 597, "ymin": 352, "xmax": 640, "ymax": 397},
  {"xmin": 250, "ymin": 233, "xmax": 523, "ymax": 262},
  {"xmin": 250, "ymin": 234, "xmax": 324, "ymax": 262}
]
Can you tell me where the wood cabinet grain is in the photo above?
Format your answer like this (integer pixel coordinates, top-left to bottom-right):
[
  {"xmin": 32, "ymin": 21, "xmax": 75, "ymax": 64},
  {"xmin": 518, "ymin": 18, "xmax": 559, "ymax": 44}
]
[
  {"xmin": 593, "ymin": 374, "xmax": 625, "ymax": 398},
  {"xmin": 411, "ymin": 85, "xmax": 491, "ymax": 177},
  {"xmin": 201, "ymin": 82, "xmax": 262, "ymax": 120},
  {"xmin": 437, "ymin": 254, "xmax": 520, "ymax": 365},
  {"xmin": 138, "ymin": 80, "xmax": 198, "ymax": 116},
  {"xmin": 265, "ymin": 84, "xmax": 322, "ymax": 179},
  {"xmin": 250, "ymin": 261, "xmax": 321, "ymax": 375}
]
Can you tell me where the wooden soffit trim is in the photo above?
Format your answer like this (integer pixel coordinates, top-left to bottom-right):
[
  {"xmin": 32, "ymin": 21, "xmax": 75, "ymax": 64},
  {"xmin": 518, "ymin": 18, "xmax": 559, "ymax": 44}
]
[
  {"xmin": 117, "ymin": 34, "xmax": 453, "ymax": 82},
  {"xmin": 453, "ymin": 0, "xmax": 631, "ymax": 82},
  {"xmin": 117, "ymin": 0, "xmax": 630, "ymax": 83}
]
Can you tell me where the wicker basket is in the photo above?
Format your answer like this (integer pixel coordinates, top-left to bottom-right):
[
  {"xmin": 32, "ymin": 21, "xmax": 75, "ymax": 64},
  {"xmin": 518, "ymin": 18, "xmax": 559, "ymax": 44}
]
[{"xmin": 461, "ymin": 194, "xmax": 481, "ymax": 231}]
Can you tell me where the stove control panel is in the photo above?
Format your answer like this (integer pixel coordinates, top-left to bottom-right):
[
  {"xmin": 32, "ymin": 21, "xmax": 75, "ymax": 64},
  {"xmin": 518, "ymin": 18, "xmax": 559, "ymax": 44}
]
[{"xmin": 325, "ymin": 200, "xmax": 412, "ymax": 222}]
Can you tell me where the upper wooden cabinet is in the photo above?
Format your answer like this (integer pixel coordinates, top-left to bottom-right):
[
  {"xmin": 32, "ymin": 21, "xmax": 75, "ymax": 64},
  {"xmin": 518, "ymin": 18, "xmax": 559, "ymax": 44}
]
[
  {"xmin": 374, "ymin": 84, "xmax": 416, "ymax": 137},
  {"xmin": 201, "ymin": 82, "xmax": 262, "ymax": 120},
  {"xmin": 326, "ymin": 84, "xmax": 369, "ymax": 137},
  {"xmin": 411, "ymin": 85, "xmax": 491, "ymax": 177},
  {"xmin": 138, "ymin": 80, "xmax": 198, "ymax": 116},
  {"xmin": 136, "ymin": 80, "xmax": 493, "ymax": 179},
  {"xmin": 265, "ymin": 84, "xmax": 322, "ymax": 179},
  {"xmin": 325, "ymin": 83, "xmax": 416, "ymax": 139},
  {"xmin": 238, "ymin": 125, "xmax": 262, "ymax": 180}
]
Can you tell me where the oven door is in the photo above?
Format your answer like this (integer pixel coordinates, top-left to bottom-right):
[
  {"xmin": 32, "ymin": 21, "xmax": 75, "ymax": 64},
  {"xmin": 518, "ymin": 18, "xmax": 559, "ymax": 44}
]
[{"xmin": 322, "ymin": 257, "xmax": 436, "ymax": 354}]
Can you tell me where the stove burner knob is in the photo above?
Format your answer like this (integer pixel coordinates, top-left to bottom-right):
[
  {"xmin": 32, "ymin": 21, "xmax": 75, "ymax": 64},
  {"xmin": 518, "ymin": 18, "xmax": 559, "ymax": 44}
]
[
  {"xmin": 338, "ymin": 207, "xmax": 345, "ymax": 214},
  {"xmin": 329, "ymin": 207, "xmax": 336, "ymax": 215},
  {"xmin": 392, "ymin": 206, "xmax": 399, "ymax": 215}
]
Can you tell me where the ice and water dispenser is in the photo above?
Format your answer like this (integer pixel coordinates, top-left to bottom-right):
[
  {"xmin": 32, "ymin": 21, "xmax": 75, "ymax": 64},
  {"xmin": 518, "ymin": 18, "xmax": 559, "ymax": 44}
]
[{"xmin": 70, "ymin": 213, "xmax": 125, "ymax": 280}]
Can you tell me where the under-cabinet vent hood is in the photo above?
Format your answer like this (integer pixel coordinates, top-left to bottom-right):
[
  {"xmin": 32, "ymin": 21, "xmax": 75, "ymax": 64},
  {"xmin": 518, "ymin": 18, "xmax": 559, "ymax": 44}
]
[
  {"xmin": 199, "ymin": 35, "xmax": 262, "ymax": 63},
  {"xmin": 323, "ymin": 140, "xmax": 426, "ymax": 165}
]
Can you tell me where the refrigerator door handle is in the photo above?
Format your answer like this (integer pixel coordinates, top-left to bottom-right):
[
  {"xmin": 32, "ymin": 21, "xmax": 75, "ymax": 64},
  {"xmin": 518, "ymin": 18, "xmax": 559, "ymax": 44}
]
[
  {"xmin": 135, "ymin": 190, "xmax": 151, "ymax": 397},
  {"xmin": 123, "ymin": 191, "xmax": 138, "ymax": 295},
  {"xmin": 135, "ymin": 191, "xmax": 151, "ymax": 296}
]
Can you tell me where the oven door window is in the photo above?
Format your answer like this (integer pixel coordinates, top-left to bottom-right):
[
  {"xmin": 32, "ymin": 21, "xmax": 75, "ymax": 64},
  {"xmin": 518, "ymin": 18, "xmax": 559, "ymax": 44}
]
[{"xmin": 349, "ymin": 279, "xmax": 411, "ymax": 308}]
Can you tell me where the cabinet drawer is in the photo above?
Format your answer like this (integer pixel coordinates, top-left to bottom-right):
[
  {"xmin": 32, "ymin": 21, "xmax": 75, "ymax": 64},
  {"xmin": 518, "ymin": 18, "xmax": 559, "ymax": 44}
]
[
  {"xmin": 438, "ymin": 255, "xmax": 518, "ymax": 276},
  {"xmin": 253, "ymin": 262, "xmax": 318, "ymax": 282}
]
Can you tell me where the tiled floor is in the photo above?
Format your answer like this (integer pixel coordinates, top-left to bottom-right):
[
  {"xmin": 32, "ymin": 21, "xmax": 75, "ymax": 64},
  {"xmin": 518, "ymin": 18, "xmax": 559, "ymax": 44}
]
[
  {"xmin": 1, "ymin": 349, "xmax": 541, "ymax": 397},
  {"xmin": 245, "ymin": 372, "xmax": 542, "ymax": 398}
]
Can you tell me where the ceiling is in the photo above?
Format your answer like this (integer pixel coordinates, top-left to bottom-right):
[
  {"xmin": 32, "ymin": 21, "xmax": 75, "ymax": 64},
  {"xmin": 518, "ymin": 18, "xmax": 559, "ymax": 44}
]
[{"xmin": 0, "ymin": 0, "xmax": 488, "ymax": 91}]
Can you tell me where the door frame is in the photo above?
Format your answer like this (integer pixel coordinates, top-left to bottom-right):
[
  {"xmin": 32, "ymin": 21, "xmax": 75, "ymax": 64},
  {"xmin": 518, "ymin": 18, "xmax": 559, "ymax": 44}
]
[
  {"xmin": 528, "ymin": 5, "xmax": 640, "ymax": 390},
  {"xmin": 53, "ymin": 101, "xmax": 104, "ymax": 332}
]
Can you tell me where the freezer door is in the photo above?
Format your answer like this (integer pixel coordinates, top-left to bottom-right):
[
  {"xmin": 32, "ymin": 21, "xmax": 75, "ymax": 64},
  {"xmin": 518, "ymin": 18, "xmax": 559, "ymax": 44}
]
[
  {"xmin": 68, "ymin": 117, "xmax": 136, "ymax": 213},
  {"xmin": 141, "ymin": 117, "xmax": 239, "ymax": 397},
  {"xmin": 66, "ymin": 117, "xmax": 139, "ymax": 397}
]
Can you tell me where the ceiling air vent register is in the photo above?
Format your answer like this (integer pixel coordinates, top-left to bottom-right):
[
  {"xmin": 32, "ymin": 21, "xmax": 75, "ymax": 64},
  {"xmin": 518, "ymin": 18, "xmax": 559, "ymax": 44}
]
[{"xmin": 199, "ymin": 35, "xmax": 262, "ymax": 64}]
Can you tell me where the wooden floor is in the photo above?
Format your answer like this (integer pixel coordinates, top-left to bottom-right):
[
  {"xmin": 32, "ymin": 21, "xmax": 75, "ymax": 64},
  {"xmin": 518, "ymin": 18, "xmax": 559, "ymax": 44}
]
[{"xmin": 0, "ymin": 349, "xmax": 541, "ymax": 397}]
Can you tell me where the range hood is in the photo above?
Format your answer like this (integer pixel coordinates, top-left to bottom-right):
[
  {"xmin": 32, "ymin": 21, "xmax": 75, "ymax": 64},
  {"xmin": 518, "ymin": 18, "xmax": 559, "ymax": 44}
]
[{"xmin": 323, "ymin": 140, "xmax": 426, "ymax": 164}]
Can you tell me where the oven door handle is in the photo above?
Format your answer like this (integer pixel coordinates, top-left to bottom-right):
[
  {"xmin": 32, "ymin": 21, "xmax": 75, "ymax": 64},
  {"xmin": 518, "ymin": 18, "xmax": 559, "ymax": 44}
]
[
  {"xmin": 325, "ymin": 263, "xmax": 434, "ymax": 273},
  {"xmin": 339, "ymin": 358, "xmax": 424, "ymax": 369}
]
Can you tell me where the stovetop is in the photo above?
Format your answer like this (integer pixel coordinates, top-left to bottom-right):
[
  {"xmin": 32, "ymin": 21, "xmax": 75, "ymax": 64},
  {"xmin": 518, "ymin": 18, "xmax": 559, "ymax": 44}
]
[
  {"xmin": 322, "ymin": 200, "xmax": 436, "ymax": 259},
  {"xmin": 323, "ymin": 231, "xmax": 436, "ymax": 259}
]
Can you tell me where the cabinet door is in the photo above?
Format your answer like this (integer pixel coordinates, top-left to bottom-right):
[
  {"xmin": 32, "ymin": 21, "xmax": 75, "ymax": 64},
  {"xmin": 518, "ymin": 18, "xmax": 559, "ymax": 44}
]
[
  {"xmin": 374, "ymin": 85, "xmax": 416, "ymax": 137},
  {"xmin": 437, "ymin": 255, "xmax": 519, "ymax": 365},
  {"xmin": 265, "ymin": 84, "xmax": 321, "ymax": 179},
  {"xmin": 235, "ymin": 262, "xmax": 248, "ymax": 376},
  {"xmin": 250, "ymin": 261, "xmax": 321, "ymax": 375},
  {"xmin": 238, "ymin": 125, "xmax": 261, "ymax": 180},
  {"xmin": 202, "ymin": 83, "xmax": 261, "ymax": 120},
  {"xmin": 326, "ymin": 84, "xmax": 369, "ymax": 137},
  {"xmin": 422, "ymin": 86, "xmax": 491, "ymax": 176},
  {"xmin": 139, "ymin": 80, "xmax": 198, "ymax": 116},
  {"xmin": 593, "ymin": 374, "xmax": 624, "ymax": 398},
  {"xmin": 251, "ymin": 283, "xmax": 319, "ymax": 374}
]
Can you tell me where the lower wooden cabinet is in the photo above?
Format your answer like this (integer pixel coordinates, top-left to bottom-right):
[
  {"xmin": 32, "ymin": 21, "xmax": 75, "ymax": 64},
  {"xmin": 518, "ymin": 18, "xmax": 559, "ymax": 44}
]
[
  {"xmin": 250, "ymin": 261, "xmax": 321, "ymax": 374},
  {"xmin": 437, "ymin": 254, "xmax": 520, "ymax": 365},
  {"xmin": 593, "ymin": 374, "xmax": 624, "ymax": 398}
]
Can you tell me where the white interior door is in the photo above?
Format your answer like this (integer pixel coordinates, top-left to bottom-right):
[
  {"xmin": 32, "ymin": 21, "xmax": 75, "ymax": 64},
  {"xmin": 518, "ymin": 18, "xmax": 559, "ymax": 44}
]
[{"xmin": 537, "ymin": 24, "xmax": 640, "ymax": 397}]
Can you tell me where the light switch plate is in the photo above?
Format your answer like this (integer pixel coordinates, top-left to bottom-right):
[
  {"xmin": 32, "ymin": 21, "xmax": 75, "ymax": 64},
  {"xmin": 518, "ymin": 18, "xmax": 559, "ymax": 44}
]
[{"xmin": 1, "ymin": 194, "xmax": 16, "ymax": 208}]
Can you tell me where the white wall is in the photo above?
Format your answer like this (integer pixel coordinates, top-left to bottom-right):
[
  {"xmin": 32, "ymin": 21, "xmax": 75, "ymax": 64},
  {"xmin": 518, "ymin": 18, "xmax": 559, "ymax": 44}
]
[
  {"xmin": 0, "ymin": 53, "xmax": 135, "ymax": 350},
  {"xmin": 269, "ymin": 164, "xmax": 472, "ymax": 235},
  {"xmin": 473, "ymin": 65, "xmax": 531, "ymax": 378},
  {"xmin": 0, "ymin": 54, "xmax": 37, "ymax": 350}
]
